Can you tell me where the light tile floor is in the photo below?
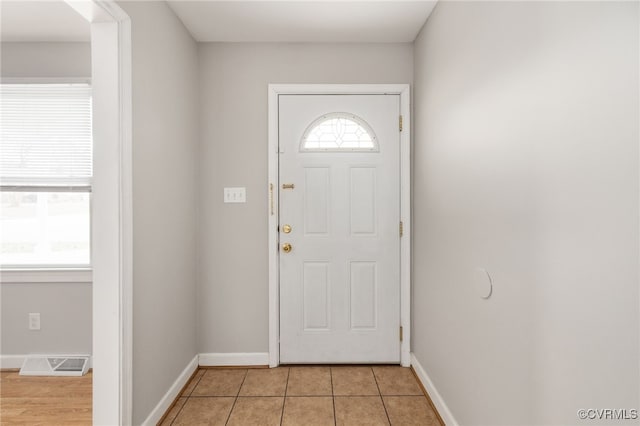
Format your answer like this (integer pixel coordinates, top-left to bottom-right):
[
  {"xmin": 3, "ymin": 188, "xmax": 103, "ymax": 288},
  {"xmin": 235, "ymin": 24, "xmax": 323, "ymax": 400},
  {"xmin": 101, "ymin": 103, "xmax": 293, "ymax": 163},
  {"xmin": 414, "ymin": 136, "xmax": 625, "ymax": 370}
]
[{"xmin": 160, "ymin": 366, "xmax": 442, "ymax": 426}]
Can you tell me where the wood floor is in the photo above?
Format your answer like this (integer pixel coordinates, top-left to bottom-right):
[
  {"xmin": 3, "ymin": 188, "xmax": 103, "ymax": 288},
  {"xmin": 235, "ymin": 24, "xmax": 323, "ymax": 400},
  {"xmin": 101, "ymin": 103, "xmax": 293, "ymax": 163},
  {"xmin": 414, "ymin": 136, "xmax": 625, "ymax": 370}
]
[{"xmin": 0, "ymin": 370, "xmax": 92, "ymax": 425}]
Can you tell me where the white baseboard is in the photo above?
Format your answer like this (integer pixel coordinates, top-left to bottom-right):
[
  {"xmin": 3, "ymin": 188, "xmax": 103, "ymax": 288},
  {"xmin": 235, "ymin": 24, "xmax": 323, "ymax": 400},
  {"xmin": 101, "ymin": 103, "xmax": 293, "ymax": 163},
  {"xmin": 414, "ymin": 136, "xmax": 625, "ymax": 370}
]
[
  {"xmin": 0, "ymin": 355, "xmax": 26, "ymax": 369},
  {"xmin": 199, "ymin": 352, "xmax": 269, "ymax": 366},
  {"xmin": 141, "ymin": 354, "xmax": 199, "ymax": 426},
  {"xmin": 1, "ymin": 354, "xmax": 93, "ymax": 370},
  {"xmin": 411, "ymin": 353, "xmax": 458, "ymax": 426}
]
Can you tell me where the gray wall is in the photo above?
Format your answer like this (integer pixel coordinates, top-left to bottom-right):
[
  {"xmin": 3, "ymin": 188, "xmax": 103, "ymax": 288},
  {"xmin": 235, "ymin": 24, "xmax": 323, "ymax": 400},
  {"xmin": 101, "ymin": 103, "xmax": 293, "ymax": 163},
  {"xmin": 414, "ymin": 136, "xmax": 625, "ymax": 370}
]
[
  {"xmin": 1, "ymin": 283, "xmax": 92, "ymax": 355},
  {"xmin": 197, "ymin": 43, "xmax": 413, "ymax": 353},
  {"xmin": 413, "ymin": 2, "xmax": 639, "ymax": 424},
  {"xmin": 117, "ymin": 2, "xmax": 199, "ymax": 424},
  {"xmin": 0, "ymin": 42, "xmax": 92, "ymax": 358},
  {"xmin": 1, "ymin": 42, "xmax": 91, "ymax": 78}
]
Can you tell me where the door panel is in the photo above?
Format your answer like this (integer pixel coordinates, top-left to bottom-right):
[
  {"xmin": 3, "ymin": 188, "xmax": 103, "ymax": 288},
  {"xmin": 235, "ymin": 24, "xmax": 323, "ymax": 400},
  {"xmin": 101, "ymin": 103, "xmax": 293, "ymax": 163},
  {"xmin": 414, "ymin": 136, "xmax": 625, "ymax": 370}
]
[
  {"xmin": 302, "ymin": 262, "xmax": 330, "ymax": 331},
  {"xmin": 350, "ymin": 261, "xmax": 377, "ymax": 329},
  {"xmin": 279, "ymin": 94, "xmax": 400, "ymax": 363}
]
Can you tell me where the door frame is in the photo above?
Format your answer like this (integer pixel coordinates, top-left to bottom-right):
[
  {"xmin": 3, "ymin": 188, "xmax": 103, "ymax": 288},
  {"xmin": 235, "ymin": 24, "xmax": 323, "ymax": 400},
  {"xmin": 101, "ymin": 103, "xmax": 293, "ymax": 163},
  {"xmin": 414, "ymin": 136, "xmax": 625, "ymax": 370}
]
[
  {"xmin": 267, "ymin": 84, "xmax": 411, "ymax": 367},
  {"xmin": 64, "ymin": 1, "xmax": 133, "ymax": 423}
]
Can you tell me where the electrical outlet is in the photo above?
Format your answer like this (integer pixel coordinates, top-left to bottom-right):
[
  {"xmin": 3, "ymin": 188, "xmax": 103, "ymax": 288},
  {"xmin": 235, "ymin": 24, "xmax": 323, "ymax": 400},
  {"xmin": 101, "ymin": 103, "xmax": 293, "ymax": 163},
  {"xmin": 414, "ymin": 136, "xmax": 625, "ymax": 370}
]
[{"xmin": 29, "ymin": 313, "xmax": 40, "ymax": 330}]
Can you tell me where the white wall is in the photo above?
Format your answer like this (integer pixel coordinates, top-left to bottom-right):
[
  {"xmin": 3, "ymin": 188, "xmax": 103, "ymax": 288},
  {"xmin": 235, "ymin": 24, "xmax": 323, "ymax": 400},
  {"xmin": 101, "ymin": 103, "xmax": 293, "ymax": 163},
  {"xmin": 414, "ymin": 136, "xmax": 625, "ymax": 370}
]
[
  {"xmin": 413, "ymin": 2, "xmax": 639, "ymax": 424},
  {"xmin": 1, "ymin": 42, "xmax": 91, "ymax": 78},
  {"xmin": 0, "ymin": 42, "xmax": 92, "ymax": 360},
  {"xmin": 197, "ymin": 43, "xmax": 413, "ymax": 354},
  {"xmin": 116, "ymin": 2, "xmax": 199, "ymax": 424}
]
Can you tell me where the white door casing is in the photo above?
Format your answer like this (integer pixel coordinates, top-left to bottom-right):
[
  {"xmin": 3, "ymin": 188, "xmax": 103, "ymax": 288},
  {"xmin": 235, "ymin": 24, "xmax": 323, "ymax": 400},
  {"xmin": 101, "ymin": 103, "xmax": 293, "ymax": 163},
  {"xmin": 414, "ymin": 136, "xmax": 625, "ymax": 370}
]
[
  {"xmin": 268, "ymin": 85, "xmax": 411, "ymax": 366},
  {"xmin": 65, "ymin": 1, "xmax": 133, "ymax": 423}
]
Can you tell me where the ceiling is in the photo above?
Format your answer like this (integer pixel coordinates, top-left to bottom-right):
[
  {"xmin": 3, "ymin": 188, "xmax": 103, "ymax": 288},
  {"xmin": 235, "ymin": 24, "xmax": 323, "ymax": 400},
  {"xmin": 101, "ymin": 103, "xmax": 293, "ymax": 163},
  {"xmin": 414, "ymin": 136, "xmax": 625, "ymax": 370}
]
[
  {"xmin": 166, "ymin": 1, "xmax": 437, "ymax": 43},
  {"xmin": 0, "ymin": 1, "xmax": 436, "ymax": 44},
  {"xmin": 1, "ymin": 1, "xmax": 90, "ymax": 42}
]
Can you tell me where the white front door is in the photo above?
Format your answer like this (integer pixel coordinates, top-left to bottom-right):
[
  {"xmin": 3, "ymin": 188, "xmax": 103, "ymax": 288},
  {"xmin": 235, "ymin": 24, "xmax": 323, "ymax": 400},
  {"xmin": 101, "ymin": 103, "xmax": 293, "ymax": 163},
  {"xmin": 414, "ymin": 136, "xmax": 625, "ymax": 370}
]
[{"xmin": 279, "ymin": 94, "xmax": 401, "ymax": 363}]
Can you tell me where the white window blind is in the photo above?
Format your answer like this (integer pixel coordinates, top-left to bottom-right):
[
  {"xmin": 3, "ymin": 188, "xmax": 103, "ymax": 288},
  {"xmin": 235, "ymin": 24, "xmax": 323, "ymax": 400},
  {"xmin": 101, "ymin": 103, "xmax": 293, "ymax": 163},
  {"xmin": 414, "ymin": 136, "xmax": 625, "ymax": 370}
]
[
  {"xmin": 1, "ymin": 84, "xmax": 92, "ymax": 267},
  {"xmin": 1, "ymin": 84, "xmax": 92, "ymax": 188}
]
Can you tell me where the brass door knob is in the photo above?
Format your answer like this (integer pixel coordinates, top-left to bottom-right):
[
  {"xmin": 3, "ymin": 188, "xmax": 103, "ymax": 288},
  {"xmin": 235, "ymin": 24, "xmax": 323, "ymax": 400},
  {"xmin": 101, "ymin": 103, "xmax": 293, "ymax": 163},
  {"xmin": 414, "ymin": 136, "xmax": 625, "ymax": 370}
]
[
  {"xmin": 282, "ymin": 224, "xmax": 292, "ymax": 234},
  {"xmin": 282, "ymin": 243, "xmax": 292, "ymax": 253}
]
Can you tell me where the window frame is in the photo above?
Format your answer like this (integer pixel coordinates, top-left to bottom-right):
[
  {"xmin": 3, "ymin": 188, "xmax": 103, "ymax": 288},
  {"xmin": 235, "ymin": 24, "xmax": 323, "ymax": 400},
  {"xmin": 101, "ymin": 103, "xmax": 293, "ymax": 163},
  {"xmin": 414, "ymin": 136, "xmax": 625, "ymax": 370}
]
[
  {"xmin": 0, "ymin": 78, "xmax": 93, "ymax": 276},
  {"xmin": 300, "ymin": 112, "xmax": 380, "ymax": 152}
]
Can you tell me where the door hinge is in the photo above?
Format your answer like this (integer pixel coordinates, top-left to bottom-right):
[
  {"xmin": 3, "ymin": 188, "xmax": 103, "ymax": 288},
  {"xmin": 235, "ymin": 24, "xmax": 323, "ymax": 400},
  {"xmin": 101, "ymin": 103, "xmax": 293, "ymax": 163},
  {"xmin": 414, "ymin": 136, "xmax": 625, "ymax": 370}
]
[
  {"xmin": 399, "ymin": 115, "xmax": 403, "ymax": 132},
  {"xmin": 399, "ymin": 326, "xmax": 403, "ymax": 342},
  {"xmin": 399, "ymin": 221, "xmax": 404, "ymax": 237}
]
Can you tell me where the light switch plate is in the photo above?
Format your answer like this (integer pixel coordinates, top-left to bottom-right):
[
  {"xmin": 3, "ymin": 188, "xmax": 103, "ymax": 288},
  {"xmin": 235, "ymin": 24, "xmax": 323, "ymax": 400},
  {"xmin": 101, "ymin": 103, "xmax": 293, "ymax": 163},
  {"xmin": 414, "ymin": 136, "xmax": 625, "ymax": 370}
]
[{"xmin": 224, "ymin": 187, "xmax": 246, "ymax": 203}]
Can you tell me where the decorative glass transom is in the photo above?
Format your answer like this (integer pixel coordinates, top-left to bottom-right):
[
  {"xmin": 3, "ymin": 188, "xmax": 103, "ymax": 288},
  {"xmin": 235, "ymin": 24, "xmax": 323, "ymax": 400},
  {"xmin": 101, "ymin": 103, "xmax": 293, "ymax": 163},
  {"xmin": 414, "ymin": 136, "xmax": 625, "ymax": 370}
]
[{"xmin": 301, "ymin": 113, "xmax": 379, "ymax": 152}]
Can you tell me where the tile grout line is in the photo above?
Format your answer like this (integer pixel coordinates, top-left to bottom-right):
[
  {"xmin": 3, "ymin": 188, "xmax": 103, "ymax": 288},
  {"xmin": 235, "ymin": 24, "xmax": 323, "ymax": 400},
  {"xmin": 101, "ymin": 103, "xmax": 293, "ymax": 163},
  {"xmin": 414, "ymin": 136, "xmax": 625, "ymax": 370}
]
[
  {"xmin": 224, "ymin": 368, "xmax": 248, "ymax": 426},
  {"xmin": 189, "ymin": 395, "xmax": 285, "ymax": 398},
  {"xmin": 185, "ymin": 368, "xmax": 205, "ymax": 397},
  {"xmin": 170, "ymin": 368, "xmax": 204, "ymax": 425},
  {"xmin": 330, "ymin": 368, "xmax": 337, "ymax": 426},
  {"xmin": 371, "ymin": 367, "xmax": 392, "ymax": 425},
  {"xmin": 280, "ymin": 368, "xmax": 290, "ymax": 426},
  {"xmin": 169, "ymin": 397, "xmax": 185, "ymax": 426}
]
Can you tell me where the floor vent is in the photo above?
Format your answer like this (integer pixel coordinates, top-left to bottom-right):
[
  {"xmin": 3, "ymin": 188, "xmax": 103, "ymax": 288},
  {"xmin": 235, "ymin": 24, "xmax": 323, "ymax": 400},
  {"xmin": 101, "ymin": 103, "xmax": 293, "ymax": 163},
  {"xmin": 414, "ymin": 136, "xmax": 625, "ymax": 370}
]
[{"xmin": 19, "ymin": 355, "xmax": 90, "ymax": 377}]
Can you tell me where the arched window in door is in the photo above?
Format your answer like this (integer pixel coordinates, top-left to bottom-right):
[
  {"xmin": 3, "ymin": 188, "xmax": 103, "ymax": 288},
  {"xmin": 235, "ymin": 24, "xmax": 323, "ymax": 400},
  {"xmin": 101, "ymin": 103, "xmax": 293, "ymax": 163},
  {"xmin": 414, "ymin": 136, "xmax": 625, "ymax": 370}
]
[{"xmin": 300, "ymin": 112, "xmax": 379, "ymax": 152}]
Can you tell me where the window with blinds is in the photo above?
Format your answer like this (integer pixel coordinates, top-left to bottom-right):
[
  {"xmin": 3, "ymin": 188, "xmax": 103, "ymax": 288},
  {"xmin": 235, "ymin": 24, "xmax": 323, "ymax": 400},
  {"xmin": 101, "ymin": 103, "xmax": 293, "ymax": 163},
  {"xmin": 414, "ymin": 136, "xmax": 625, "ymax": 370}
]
[{"xmin": 1, "ymin": 84, "xmax": 93, "ymax": 267}]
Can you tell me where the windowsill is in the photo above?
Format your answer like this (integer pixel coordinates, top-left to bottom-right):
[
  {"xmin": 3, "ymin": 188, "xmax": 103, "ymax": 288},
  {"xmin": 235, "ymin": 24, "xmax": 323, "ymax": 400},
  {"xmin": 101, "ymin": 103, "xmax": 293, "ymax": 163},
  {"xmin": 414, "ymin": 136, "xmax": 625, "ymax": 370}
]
[{"xmin": 0, "ymin": 268, "xmax": 92, "ymax": 284}]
